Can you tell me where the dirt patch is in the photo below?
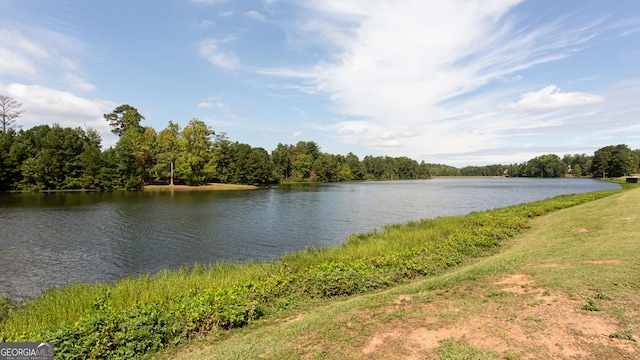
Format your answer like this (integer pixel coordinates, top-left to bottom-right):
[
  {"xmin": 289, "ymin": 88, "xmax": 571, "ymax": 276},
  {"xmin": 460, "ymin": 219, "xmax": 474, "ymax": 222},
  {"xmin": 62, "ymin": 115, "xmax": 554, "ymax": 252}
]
[
  {"xmin": 585, "ymin": 260, "xmax": 622, "ymax": 264},
  {"xmin": 493, "ymin": 273, "xmax": 534, "ymax": 294},
  {"xmin": 527, "ymin": 263, "xmax": 560, "ymax": 268},
  {"xmin": 351, "ymin": 275, "xmax": 636, "ymax": 359},
  {"xmin": 393, "ymin": 295, "xmax": 413, "ymax": 305},
  {"xmin": 571, "ymin": 227, "xmax": 590, "ymax": 233}
]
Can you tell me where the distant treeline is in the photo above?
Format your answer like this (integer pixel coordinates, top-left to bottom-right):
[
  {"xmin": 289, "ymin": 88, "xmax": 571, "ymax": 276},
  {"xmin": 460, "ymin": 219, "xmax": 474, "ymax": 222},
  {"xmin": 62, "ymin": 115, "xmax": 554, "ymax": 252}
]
[
  {"xmin": 428, "ymin": 145, "xmax": 640, "ymax": 178},
  {"xmin": 1, "ymin": 103, "xmax": 638, "ymax": 191},
  {"xmin": 0, "ymin": 105, "xmax": 430, "ymax": 191}
]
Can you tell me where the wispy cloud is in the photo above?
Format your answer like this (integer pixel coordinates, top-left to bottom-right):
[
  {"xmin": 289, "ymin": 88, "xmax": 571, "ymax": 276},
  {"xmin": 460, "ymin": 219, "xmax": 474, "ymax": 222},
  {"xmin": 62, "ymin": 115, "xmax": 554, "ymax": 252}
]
[
  {"xmin": 198, "ymin": 38, "xmax": 240, "ymax": 70},
  {"xmin": 199, "ymin": 19, "xmax": 215, "ymax": 27},
  {"xmin": 260, "ymin": 0, "xmax": 628, "ymax": 164},
  {"xmin": 192, "ymin": 0, "xmax": 228, "ymax": 5},
  {"xmin": 64, "ymin": 72, "xmax": 96, "ymax": 92},
  {"xmin": 0, "ymin": 27, "xmax": 88, "ymax": 84},
  {"xmin": 244, "ymin": 10, "xmax": 266, "ymax": 22},
  {"xmin": 0, "ymin": 28, "xmax": 49, "ymax": 79},
  {"xmin": 197, "ymin": 101, "xmax": 225, "ymax": 109}
]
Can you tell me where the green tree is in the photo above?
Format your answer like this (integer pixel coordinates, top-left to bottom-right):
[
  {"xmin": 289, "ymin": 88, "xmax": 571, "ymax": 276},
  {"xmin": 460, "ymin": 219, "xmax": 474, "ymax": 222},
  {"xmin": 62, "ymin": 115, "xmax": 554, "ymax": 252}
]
[
  {"xmin": 73, "ymin": 127, "xmax": 104, "ymax": 189},
  {"xmin": 271, "ymin": 143, "xmax": 294, "ymax": 181},
  {"xmin": 610, "ymin": 144, "xmax": 638, "ymax": 177},
  {"xmin": 592, "ymin": 144, "xmax": 636, "ymax": 178},
  {"xmin": 112, "ymin": 127, "xmax": 157, "ymax": 188},
  {"xmin": 345, "ymin": 152, "xmax": 365, "ymax": 180},
  {"xmin": 245, "ymin": 147, "xmax": 273, "ymax": 184},
  {"xmin": 104, "ymin": 104, "xmax": 145, "ymax": 137},
  {"xmin": 562, "ymin": 153, "xmax": 592, "ymax": 176},
  {"xmin": 524, "ymin": 154, "xmax": 566, "ymax": 178},
  {"xmin": 209, "ymin": 133, "xmax": 233, "ymax": 183},
  {"xmin": 153, "ymin": 121, "xmax": 181, "ymax": 184},
  {"xmin": 10, "ymin": 125, "xmax": 97, "ymax": 190},
  {"xmin": 0, "ymin": 130, "xmax": 19, "ymax": 190},
  {"xmin": 176, "ymin": 118, "xmax": 214, "ymax": 185}
]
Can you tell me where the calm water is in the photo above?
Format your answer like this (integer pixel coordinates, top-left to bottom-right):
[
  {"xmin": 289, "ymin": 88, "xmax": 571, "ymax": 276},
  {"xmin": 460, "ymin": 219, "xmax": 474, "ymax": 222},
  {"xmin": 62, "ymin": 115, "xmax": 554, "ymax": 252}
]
[{"xmin": 0, "ymin": 178, "xmax": 619, "ymax": 297}]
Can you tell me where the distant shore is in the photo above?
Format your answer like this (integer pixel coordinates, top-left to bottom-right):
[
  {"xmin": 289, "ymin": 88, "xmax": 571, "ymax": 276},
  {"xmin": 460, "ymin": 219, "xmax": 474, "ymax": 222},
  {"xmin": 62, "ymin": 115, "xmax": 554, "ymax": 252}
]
[{"xmin": 142, "ymin": 183, "xmax": 258, "ymax": 191}]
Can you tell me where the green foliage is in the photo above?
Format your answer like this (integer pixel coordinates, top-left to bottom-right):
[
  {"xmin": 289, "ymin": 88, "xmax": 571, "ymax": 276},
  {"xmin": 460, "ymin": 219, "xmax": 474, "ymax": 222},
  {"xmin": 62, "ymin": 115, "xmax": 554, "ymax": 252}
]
[
  {"xmin": 176, "ymin": 118, "xmax": 214, "ymax": 185},
  {"xmin": 580, "ymin": 297, "xmax": 602, "ymax": 312},
  {"xmin": 104, "ymin": 104, "xmax": 145, "ymax": 137},
  {"xmin": 592, "ymin": 144, "xmax": 638, "ymax": 178},
  {"xmin": 0, "ymin": 295, "xmax": 17, "ymax": 323},
  {"xmin": 523, "ymin": 154, "xmax": 567, "ymax": 178},
  {"xmin": 609, "ymin": 330, "xmax": 636, "ymax": 342},
  {"xmin": 4, "ymin": 105, "xmax": 638, "ymax": 190}
]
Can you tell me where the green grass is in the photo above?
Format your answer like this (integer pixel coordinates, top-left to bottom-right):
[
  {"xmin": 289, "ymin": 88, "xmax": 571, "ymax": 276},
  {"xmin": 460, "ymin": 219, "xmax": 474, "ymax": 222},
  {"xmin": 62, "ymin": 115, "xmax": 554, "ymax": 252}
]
[
  {"xmin": 153, "ymin": 186, "xmax": 640, "ymax": 359},
  {"xmin": 0, "ymin": 185, "xmax": 633, "ymax": 359}
]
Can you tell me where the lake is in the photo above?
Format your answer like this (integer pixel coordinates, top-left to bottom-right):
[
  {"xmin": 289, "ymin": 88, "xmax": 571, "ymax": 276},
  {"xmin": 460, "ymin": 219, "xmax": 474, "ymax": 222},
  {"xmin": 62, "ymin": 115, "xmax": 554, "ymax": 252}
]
[{"xmin": 0, "ymin": 178, "xmax": 620, "ymax": 297}]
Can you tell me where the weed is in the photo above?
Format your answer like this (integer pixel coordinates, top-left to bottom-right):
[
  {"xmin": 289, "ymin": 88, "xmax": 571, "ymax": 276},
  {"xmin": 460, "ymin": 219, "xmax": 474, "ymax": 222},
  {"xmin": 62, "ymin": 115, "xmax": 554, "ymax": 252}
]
[
  {"xmin": 485, "ymin": 291, "xmax": 514, "ymax": 298},
  {"xmin": 594, "ymin": 292, "xmax": 612, "ymax": 300},
  {"xmin": 0, "ymin": 295, "xmax": 17, "ymax": 323},
  {"xmin": 581, "ymin": 297, "xmax": 602, "ymax": 312},
  {"xmin": 609, "ymin": 330, "xmax": 636, "ymax": 342}
]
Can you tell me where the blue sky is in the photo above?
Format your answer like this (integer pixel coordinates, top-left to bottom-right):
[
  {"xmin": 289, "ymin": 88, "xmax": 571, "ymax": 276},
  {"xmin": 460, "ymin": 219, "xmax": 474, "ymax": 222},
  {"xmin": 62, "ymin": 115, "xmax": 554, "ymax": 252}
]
[{"xmin": 1, "ymin": 0, "xmax": 639, "ymax": 166}]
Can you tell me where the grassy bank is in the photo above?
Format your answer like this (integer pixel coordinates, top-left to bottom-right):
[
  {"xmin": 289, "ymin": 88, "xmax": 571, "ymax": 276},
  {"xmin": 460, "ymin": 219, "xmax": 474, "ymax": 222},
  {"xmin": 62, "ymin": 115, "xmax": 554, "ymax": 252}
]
[
  {"xmin": 142, "ymin": 183, "xmax": 258, "ymax": 191},
  {"xmin": 0, "ymin": 186, "xmax": 632, "ymax": 359},
  {"xmin": 168, "ymin": 185, "xmax": 638, "ymax": 359}
]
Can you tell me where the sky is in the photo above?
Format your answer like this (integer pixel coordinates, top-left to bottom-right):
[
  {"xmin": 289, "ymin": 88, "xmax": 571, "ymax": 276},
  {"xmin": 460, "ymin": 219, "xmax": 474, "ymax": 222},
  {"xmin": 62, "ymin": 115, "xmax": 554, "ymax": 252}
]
[{"xmin": 0, "ymin": 0, "xmax": 639, "ymax": 166}]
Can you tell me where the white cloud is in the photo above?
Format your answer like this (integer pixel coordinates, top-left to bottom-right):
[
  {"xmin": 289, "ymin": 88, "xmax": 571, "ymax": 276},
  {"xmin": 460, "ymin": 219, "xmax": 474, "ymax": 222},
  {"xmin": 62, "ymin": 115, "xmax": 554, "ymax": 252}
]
[
  {"xmin": 197, "ymin": 101, "xmax": 225, "ymax": 109},
  {"xmin": 507, "ymin": 85, "xmax": 603, "ymax": 113},
  {"xmin": 0, "ymin": 27, "xmax": 89, "ymax": 89},
  {"xmin": 0, "ymin": 28, "xmax": 49, "ymax": 59},
  {"xmin": 198, "ymin": 38, "xmax": 240, "ymax": 70},
  {"xmin": 244, "ymin": 10, "xmax": 266, "ymax": 21},
  {"xmin": 293, "ymin": 131, "xmax": 302, "ymax": 138},
  {"xmin": 64, "ymin": 72, "xmax": 96, "ymax": 92},
  {"xmin": 199, "ymin": 20, "xmax": 215, "ymax": 27},
  {"xmin": 0, "ymin": 29, "xmax": 49, "ymax": 79},
  {"xmin": 0, "ymin": 82, "xmax": 118, "ymax": 146},
  {"xmin": 192, "ymin": 0, "xmax": 228, "ymax": 5},
  {"xmin": 0, "ymin": 48, "xmax": 40, "ymax": 79},
  {"xmin": 260, "ymin": 0, "xmax": 624, "ymax": 163}
]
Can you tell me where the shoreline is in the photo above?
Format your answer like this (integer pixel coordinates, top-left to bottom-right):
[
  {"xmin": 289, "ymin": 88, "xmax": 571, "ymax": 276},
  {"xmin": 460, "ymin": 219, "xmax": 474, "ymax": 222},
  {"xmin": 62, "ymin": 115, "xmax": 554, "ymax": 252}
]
[{"xmin": 142, "ymin": 183, "xmax": 259, "ymax": 191}]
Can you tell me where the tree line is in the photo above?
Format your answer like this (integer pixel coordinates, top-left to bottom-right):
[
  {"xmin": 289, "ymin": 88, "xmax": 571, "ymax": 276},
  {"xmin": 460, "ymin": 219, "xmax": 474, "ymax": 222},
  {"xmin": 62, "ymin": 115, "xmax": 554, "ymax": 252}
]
[
  {"xmin": 428, "ymin": 145, "xmax": 640, "ymax": 178},
  {"xmin": 1, "ymin": 98, "xmax": 638, "ymax": 191},
  {"xmin": 0, "ymin": 102, "xmax": 430, "ymax": 191}
]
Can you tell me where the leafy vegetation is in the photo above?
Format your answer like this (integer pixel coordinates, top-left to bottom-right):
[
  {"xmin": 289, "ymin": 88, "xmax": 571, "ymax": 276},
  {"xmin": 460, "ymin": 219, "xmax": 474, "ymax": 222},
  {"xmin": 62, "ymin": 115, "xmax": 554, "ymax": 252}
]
[
  {"xmin": 0, "ymin": 103, "xmax": 431, "ymax": 191},
  {"xmin": 2, "ymin": 99, "xmax": 639, "ymax": 190},
  {"xmin": 0, "ymin": 189, "xmax": 621, "ymax": 359},
  {"xmin": 429, "ymin": 146, "xmax": 640, "ymax": 178}
]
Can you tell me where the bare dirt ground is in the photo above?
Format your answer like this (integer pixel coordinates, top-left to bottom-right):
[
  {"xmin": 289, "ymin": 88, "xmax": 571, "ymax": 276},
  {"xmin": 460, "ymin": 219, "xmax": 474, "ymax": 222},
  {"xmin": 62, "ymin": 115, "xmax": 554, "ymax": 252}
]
[{"xmin": 297, "ymin": 269, "xmax": 638, "ymax": 359}]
